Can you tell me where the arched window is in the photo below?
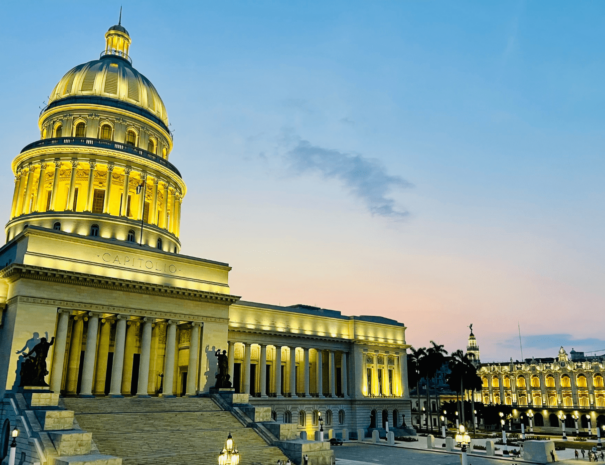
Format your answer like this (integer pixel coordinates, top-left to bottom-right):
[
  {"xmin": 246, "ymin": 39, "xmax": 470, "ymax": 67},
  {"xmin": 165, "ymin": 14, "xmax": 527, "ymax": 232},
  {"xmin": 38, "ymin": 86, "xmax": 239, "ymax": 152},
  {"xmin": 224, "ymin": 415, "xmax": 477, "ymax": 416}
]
[
  {"xmin": 126, "ymin": 130, "xmax": 136, "ymax": 147},
  {"xmin": 299, "ymin": 410, "xmax": 306, "ymax": 427},
  {"xmin": 1, "ymin": 420, "xmax": 9, "ymax": 461},
  {"xmin": 531, "ymin": 376, "xmax": 540, "ymax": 388},
  {"xmin": 90, "ymin": 224, "xmax": 99, "ymax": 237},
  {"xmin": 271, "ymin": 411, "xmax": 277, "ymax": 421},
  {"xmin": 162, "ymin": 147, "xmax": 167, "ymax": 158},
  {"xmin": 492, "ymin": 376, "xmax": 499, "ymax": 388},
  {"xmin": 283, "ymin": 411, "xmax": 292, "ymax": 424},
  {"xmin": 75, "ymin": 122, "xmax": 86, "ymax": 137},
  {"xmin": 563, "ymin": 395, "xmax": 573, "ymax": 407},
  {"xmin": 505, "ymin": 395, "xmax": 512, "ymax": 405},
  {"xmin": 127, "ymin": 230, "xmax": 135, "ymax": 242},
  {"xmin": 545, "ymin": 375, "xmax": 555, "ymax": 388},
  {"xmin": 54, "ymin": 124, "xmax": 63, "ymax": 138},
  {"xmin": 339, "ymin": 410, "xmax": 346, "ymax": 425},
  {"xmin": 503, "ymin": 376, "xmax": 511, "ymax": 388},
  {"xmin": 157, "ymin": 238, "xmax": 163, "ymax": 250},
  {"xmin": 582, "ymin": 415, "xmax": 589, "ymax": 428},
  {"xmin": 482, "ymin": 376, "xmax": 488, "ymax": 388},
  {"xmin": 532, "ymin": 392, "xmax": 542, "ymax": 406},
  {"xmin": 561, "ymin": 375, "xmax": 571, "ymax": 388},
  {"xmin": 517, "ymin": 376, "xmax": 526, "ymax": 388},
  {"xmin": 382, "ymin": 409, "xmax": 388, "ymax": 428},
  {"xmin": 493, "ymin": 394, "xmax": 501, "ymax": 404},
  {"xmin": 53, "ymin": 222, "xmax": 61, "ymax": 231},
  {"xmin": 549, "ymin": 413, "xmax": 559, "ymax": 427},
  {"xmin": 518, "ymin": 396, "xmax": 527, "ymax": 406},
  {"xmin": 100, "ymin": 124, "xmax": 112, "ymax": 140},
  {"xmin": 312, "ymin": 410, "xmax": 319, "ymax": 426},
  {"xmin": 392, "ymin": 410, "xmax": 398, "ymax": 428},
  {"xmin": 548, "ymin": 395, "xmax": 557, "ymax": 407},
  {"xmin": 579, "ymin": 395, "xmax": 590, "ymax": 407},
  {"xmin": 147, "ymin": 139, "xmax": 156, "ymax": 153},
  {"xmin": 597, "ymin": 414, "xmax": 605, "ymax": 428},
  {"xmin": 325, "ymin": 410, "xmax": 333, "ymax": 426},
  {"xmin": 597, "ymin": 396, "xmax": 605, "ymax": 408},
  {"xmin": 577, "ymin": 375, "xmax": 588, "ymax": 388},
  {"xmin": 534, "ymin": 413, "xmax": 544, "ymax": 427},
  {"xmin": 595, "ymin": 374, "xmax": 604, "ymax": 388},
  {"xmin": 370, "ymin": 409, "xmax": 377, "ymax": 428},
  {"xmin": 483, "ymin": 394, "xmax": 490, "ymax": 404}
]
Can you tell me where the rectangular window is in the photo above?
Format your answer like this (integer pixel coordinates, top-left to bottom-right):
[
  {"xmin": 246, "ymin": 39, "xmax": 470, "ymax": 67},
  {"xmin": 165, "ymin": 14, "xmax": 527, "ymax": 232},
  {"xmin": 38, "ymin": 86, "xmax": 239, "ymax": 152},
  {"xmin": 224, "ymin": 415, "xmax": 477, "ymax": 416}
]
[
  {"xmin": 367, "ymin": 368, "xmax": 372, "ymax": 395},
  {"xmin": 143, "ymin": 202, "xmax": 150, "ymax": 223},
  {"xmin": 126, "ymin": 195, "xmax": 132, "ymax": 217},
  {"xmin": 72, "ymin": 188, "xmax": 79, "ymax": 211},
  {"xmin": 92, "ymin": 189, "xmax": 105, "ymax": 213},
  {"xmin": 45, "ymin": 191, "xmax": 51, "ymax": 211}
]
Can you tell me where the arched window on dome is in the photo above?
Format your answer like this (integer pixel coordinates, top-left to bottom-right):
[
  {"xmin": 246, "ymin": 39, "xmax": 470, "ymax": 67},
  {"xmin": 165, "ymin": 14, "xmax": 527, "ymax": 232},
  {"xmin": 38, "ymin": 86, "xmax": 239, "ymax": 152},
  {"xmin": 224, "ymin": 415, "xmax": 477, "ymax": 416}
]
[
  {"xmin": 157, "ymin": 238, "xmax": 162, "ymax": 250},
  {"xmin": 127, "ymin": 230, "xmax": 135, "ymax": 242},
  {"xmin": 162, "ymin": 147, "xmax": 167, "ymax": 159},
  {"xmin": 75, "ymin": 122, "xmax": 86, "ymax": 138},
  {"xmin": 53, "ymin": 222, "xmax": 61, "ymax": 231},
  {"xmin": 126, "ymin": 130, "xmax": 136, "ymax": 147},
  {"xmin": 147, "ymin": 139, "xmax": 156, "ymax": 154},
  {"xmin": 89, "ymin": 224, "xmax": 99, "ymax": 237},
  {"xmin": 100, "ymin": 124, "xmax": 112, "ymax": 141},
  {"xmin": 54, "ymin": 124, "xmax": 63, "ymax": 138}
]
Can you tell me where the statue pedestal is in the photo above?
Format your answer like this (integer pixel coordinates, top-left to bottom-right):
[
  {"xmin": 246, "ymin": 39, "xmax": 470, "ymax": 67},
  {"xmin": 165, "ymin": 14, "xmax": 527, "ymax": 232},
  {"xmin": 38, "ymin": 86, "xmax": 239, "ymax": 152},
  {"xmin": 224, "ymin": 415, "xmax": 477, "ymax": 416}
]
[{"xmin": 21, "ymin": 388, "xmax": 59, "ymax": 407}]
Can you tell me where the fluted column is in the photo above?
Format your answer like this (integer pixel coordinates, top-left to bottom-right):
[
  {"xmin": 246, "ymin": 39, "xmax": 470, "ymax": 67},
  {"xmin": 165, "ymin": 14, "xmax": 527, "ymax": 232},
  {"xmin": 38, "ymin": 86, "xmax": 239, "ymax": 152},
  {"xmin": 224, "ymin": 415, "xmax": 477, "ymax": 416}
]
[
  {"xmin": 316, "ymin": 349, "xmax": 324, "ymax": 397},
  {"xmin": 121, "ymin": 320, "xmax": 138, "ymax": 394},
  {"xmin": 103, "ymin": 163, "xmax": 115, "ymax": 214},
  {"xmin": 228, "ymin": 341, "xmax": 235, "ymax": 382},
  {"xmin": 329, "ymin": 350, "xmax": 336, "ymax": 397},
  {"xmin": 243, "ymin": 343, "xmax": 251, "ymax": 394},
  {"xmin": 109, "ymin": 316, "xmax": 128, "ymax": 397},
  {"xmin": 34, "ymin": 162, "xmax": 48, "ymax": 212},
  {"xmin": 136, "ymin": 318, "xmax": 153, "ymax": 397},
  {"xmin": 50, "ymin": 310, "xmax": 71, "ymax": 393},
  {"xmin": 85, "ymin": 160, "xmax": 97, "ymax": 211},
  {"xmin": 80, "ymin": 313, "xmax": 100, "ymax": 397},
  {"xmin": 49, "ymin": 159, "xmax": 61, "ymax": 211},
  {"xmin": 120, "ymin": 166, "xmax": 132, "ymax": 217},
  {"xmin": 304, "ymin": 348, "xmax": 310, "ymax": 397},
  {"xmin": 290, "ymin": 347, "xmax": 298, "ymax": 398},
  {"xmin": 65, "ymin": 316, "xmax": 84, "ymax": 394},
  {"xmin": 260, "ymin": 344, "xmax": 268, "ymax": 398},
  {"xmin": 275, "ymin": 346, "xmax": 283, "ymax": 397},
  {"xmin": 175, "ymin": 196, "xmax": 182, "ymax": 236},
  {"xmin": 162, "ymin": 320, "xmax": 177, "ymax": 397},
  {"xmin": 341, "ymin": 352, "xmax": 348, "ymax": 398},
  {"xmin": 162, "ymin": 183, "xmax": 169, "ymax": 229},
  {"xmin": 23, "ymin": 164, "xmax": 36, "ymax": 214},
  {"xmin": 10, "ymin": 172, "xmax": 22, "ymax": 218},
  {"xmin": 15, "ymin": 166, "xmax": 29, "ymax": 216},
  {"xmin": 169, "ymin": 190, "xmax": 177, "ymax": 233},
  {"xmin": 186, "ymin": 322, "xmax": 201, "ymax": 396},
  {"xmin": 94, "ymin": 318, "xmax": 112, "ymax": 395},
  {"xmin": 66, "ymin": 160, "xmax": 79, "ymax": 211},
  {"xmin": 137, "ymin": 172, "xmax": 148, "ymax": 221},
  {"xmin": 150, "ymin": 178, "xmax": 159, "ymax": 225}
]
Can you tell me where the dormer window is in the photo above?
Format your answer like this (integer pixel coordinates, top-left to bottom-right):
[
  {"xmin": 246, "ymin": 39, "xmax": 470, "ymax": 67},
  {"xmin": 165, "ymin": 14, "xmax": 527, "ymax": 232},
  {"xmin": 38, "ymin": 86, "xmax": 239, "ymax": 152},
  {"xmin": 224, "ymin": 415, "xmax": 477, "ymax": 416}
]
[
  {"xmin": 100, "ymin": 124, "xmax": 112, "ymax": 140},
  {"xmin": 55, "ymin": 125, "xmax": 63, "ymax": 138},
  {"xmin": 147, "ymin": 139, "xmax": 156, "ymax": 154},
  {"xmin": 126, "ymin": 130, "xmax": 136, "ymax": 147},
  {"xmin": 75, "ymin": 122, "xmax": 86, "ymax": 137}
]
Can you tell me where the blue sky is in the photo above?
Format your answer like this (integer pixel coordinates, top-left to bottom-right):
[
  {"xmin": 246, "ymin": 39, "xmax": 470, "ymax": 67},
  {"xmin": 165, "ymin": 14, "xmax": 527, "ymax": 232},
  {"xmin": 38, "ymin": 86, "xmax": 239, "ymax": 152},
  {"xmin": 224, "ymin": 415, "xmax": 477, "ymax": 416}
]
[{"xmin": 1, "ymin": 1, "xmax": 604, "ymax": 361}]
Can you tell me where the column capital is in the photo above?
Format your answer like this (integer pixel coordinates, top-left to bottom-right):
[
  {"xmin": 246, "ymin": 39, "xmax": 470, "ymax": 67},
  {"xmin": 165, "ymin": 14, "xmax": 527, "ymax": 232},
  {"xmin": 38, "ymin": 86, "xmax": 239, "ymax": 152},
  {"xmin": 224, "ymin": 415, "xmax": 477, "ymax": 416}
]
[
  {"xmin": 53, "ymin": 158, "xmax": 62, "ymax": 168},
  {"xmin": 89, "ymin": 159, "xmax": 97, "ymax": 169},
  {"xmin": 141, "ymin": 317, "xmax": 155, "ymax": 323},
  {"xmin": 107, "ymin": 162, "xmax": 115, "ymax": 173},
  {"xmin": 167, "ymin": 319, "xmax": 179, "ymax": 325},
  {"xmin": 70, "ymin": 159, "xmax": 79, "ymax": 168},
  {"xmin": 190, "ymin": 321, "xmax": 202, "ymax": 327},
  {"xmin": 39, "ymin": 161, "xmax": 47, "ymax": 170},
  {"xmin": 153, "ymin": 177, "xmax": 160, "ymax": 186},
  {"xmin": 87, "ymin": 312, "xmax": 101, "ymax": 318},
  {"xmin": 116, "ymin": 314, "xmax": 130, "ymax": 320},
  {"xmin": 124, "ymin": 166, "xmax": 133, "ymax": 175},
  {"xmin": 57, "ymin": 309, "xmax": 72, "ymax": 315}
]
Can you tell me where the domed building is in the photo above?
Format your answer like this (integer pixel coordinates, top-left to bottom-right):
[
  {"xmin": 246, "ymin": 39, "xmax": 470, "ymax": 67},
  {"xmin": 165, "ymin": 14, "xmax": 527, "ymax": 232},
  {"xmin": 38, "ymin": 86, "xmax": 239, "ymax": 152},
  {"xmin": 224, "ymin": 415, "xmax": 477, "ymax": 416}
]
[
  {"xmin": 8, "ymin": 23, "xmax": 183, "ymax": 253},
  {"xmin": 0, "ymin": 21, "xmax": 411, "ymax": 465}
]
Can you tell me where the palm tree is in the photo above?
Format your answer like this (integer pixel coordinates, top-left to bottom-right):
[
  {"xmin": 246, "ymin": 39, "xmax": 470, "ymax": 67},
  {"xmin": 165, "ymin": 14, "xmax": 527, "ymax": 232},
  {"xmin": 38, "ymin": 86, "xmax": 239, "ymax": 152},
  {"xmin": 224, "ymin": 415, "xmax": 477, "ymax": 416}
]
[
  {"xmin": 408, "ymin": 347, "xmax": 426, "ymax": 429},
  {"xmin": 424, "ymin": 341, "xmax": 448, "ymax": 432},
  {"xmin": 447, "ymin": 350, "xmax": 469, "ymax": 425}
]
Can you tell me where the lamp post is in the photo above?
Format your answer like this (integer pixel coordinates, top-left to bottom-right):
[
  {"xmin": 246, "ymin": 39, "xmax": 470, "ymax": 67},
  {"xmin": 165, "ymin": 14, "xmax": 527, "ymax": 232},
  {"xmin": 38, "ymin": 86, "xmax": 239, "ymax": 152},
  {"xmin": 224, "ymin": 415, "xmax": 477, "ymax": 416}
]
[
  {"xmin": 218, "ymin": 432, "xmax": 240, "ymax": 465},
  {"xmin": 440, "ymin": 416, "xmax": 446, "ymax": 438},
  {"xmin": 587, "ymin": 415, "xmax": 593, "ymax": 436},
  {"xmin": 520, "ymin": 415, "xmax": 525, "ymax": 440},
  {"xmin": 473, "ymin": 409, "xmax": 478, "ymax": 432},
  {"xmin": 527, "ymin": 411, "xmax": 534, "ymax": 433},
  {"xmin": 455, "ymin": 424, "xmax": 471, "ymax": 465},
  {"xmin": 9, "ymin": 428, "xmax": 19, "ymax": 465},
  {"xmin": 598, "ymin": 425, "xmax": 604, "ymax": 450},
  {"xmin": 455, "ymin": 410, "xmax": 459, "ymax": 428},
  {"xmin": 572, "ymin": 414, "xmax": 579, "ymax": 436},
  {"xmin": 558, "ymin": 414, "xmax": 567, "ymax": 441},
  {"xmin": 501, "ymin": 419, "xmax": 507, "ymax": 446},
  {"xmin": 421, "ymin": 407, "xmax": 426, "ymax": 430},
  {"xmin": 319, "ymin": 414, "xmax": 324, "ymax": 442}
]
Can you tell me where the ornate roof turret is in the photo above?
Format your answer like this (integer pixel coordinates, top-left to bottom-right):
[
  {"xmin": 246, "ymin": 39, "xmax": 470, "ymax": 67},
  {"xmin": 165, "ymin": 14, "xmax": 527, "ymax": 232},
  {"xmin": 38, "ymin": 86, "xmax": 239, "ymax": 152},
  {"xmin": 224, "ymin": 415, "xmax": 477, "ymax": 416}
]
[{"xmin": 466, "ymin": 323, "xmax": 480, "ymax": 364}]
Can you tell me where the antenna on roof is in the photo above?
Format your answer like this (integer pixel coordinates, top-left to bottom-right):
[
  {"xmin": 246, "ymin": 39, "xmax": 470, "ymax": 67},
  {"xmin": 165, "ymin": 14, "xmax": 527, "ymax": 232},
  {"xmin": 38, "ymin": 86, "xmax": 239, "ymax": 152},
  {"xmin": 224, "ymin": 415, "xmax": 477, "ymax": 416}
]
[
  {"xmin": 518, "ymin": 322, "xmax": 524, "ymax": 361},
  {"xmin": 119, "ymin": 6, "xmax": 122, "ymax": 26}
]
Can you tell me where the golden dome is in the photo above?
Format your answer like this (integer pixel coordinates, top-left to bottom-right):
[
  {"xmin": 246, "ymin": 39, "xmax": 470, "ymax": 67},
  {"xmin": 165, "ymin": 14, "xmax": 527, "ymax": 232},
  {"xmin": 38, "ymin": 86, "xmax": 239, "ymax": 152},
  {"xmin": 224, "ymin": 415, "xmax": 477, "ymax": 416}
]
[{"xmin": 47, "ymin": 27, "xmax": 169, "ymax": 127}]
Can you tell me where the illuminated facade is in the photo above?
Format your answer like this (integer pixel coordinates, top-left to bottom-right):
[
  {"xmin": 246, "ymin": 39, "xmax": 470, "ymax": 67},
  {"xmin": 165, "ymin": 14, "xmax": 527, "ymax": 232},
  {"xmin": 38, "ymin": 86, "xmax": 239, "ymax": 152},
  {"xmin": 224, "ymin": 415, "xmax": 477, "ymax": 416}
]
[
  {"xmin": 478, "ymin": 347, "xmax": 605, "ymax": 431},
  {"xmin": 0, "ymin": 20, "xmax": 411, "ymax": 449}
]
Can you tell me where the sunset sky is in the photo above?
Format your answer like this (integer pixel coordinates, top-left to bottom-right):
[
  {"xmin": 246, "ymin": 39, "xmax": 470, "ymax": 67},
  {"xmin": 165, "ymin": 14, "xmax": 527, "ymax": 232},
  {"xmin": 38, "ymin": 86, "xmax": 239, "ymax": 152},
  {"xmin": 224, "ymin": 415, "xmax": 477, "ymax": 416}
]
[{"xmin": 1, "ymin": 1, "xmax": 604, "ymax": 361}]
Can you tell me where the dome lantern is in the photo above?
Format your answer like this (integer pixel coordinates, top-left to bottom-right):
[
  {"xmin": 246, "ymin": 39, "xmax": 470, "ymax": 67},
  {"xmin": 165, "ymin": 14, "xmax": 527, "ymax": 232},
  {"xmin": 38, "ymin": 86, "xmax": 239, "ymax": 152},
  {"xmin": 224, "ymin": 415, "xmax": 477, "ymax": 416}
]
[{"xmin": 103, "ymin": 9, "xmax": 131, "ymax": 62}]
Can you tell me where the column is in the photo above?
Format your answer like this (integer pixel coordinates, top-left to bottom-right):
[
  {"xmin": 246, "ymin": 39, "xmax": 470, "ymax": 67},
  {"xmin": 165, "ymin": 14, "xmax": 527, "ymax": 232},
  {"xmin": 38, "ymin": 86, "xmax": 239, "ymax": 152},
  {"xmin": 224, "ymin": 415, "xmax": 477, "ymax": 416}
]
[
  {"xmin": 10, "ymin": 171, "xmax": 22, "ymax": 218},
  {"xmin": 372, "ymin": 354, "xmax": 377, "ymax": 396},
  {"xmin": 402, "ymin": 352, "xmax": 409, "ymax": 398},
  {"xmin": 329, "ymin": 350, "xmax": 336, "ymax": 397},
  {"xmin": 85, "ymin": 160, "xmax": 96, "ymax": 211},
  {"xmin": 290, "ymin": 347, "xmax": 298, "ymax": 398},
  {"xmin": 162, "ymin": 183, "xmax": 169, "ymax": 229},
  {"xmin": 228, "ymin": 341, "xmax": 235, "ymax": 382},
  {"xmin": 94, "ymin": 318, "xmax": 112, "ymax": 395},
  {"xmin": 341, "ymin": 352, "xmax": 348, "ymax": 398},
  {"xmin": 169, "ymin": 189, "xmax": 177, "ymax": 233},
  {"xmin": 103, "ymin": 163, "xmax": 115, "ymax": 214},
  {"xmin": 34, "ymin": 162, "xmax": 47, "ymax": 212},
  {"xmin": 243, "ymin": 343, "xmax": 251, "ymax": 394},
  {"xmin": 162, "ymin": 320, "xmax": 177, "ymax": 397},
  {"xmin": 120, "ymin": 166, "xmax": 132, "ymax": 216},
  {"xmin": 49, "ymin": 159, "xmax": 61, "ymax": 211},
  {"xmin": 66, "ymin": 160, "xmax": 79, "ymax": 211},
  {"xmin": 121, "ymin": 320, "xmax": 138, "ymax": 394},
  {"xmin": 260, "ymin": 344, "xmax": 267, "ymax": 398},
  {"xmin": 316, "ymin": 349, "xmax": 324, "ymax": 397},
  {"xmin": 65, "ymin": 316, "xmax": 84, "ymax": 394},
  {"xmin": 109, "ymin": 316, "xmax": 128, "ymax": 397},
  {"xmin": 14, "ymin": 165, "xmax": 29, "ymax": 216},
  {"xmin": 137, "ymin": 172, "xmax": 147, "ymax": 221},
  {"xmin": 150, "ymin": 178, "xmax": 159, "ymax": 225},
  {"xmin": 275, "ymin": 345, "xmax": 283, "ymax": 398},
  {"xmin": 186, "ymin": 322, "xmax": 200, "ymax": 396},
  {"xmin": 499, "ymin": 375, "xmax": 505, "ymax": 404},
  {"xmin": 175, "ymin": 196, "xmax": 182, "ymax": 236},
  {"xmin": 23, "ymin": 164, "xmax": 36, "ymax": 214},
  {"xmin": 79, "ymin": 313, "xmax": 100, "ymax": 397},
  {"xmin": 148, "ymin": 322, "xmax": 161, "ymax": 394},
  {"xmin": 303, "ymin": 348, "xmax": 310, "ymax": 397},
  {"xmin": 50, "ymin": 310, "xmax": 70, "ymax": 393},
  {"xmin": 136, "ymin": 318, "xmax": 153, "ymax": 397}
]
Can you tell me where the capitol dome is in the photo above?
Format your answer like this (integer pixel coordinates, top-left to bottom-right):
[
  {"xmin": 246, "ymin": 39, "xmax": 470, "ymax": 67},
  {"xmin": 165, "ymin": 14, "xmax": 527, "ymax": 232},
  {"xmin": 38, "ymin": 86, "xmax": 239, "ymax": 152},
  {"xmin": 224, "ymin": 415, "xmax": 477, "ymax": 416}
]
[{"xmin": 46, "ymin": 24, "xmax": 169, "ymax": 127}]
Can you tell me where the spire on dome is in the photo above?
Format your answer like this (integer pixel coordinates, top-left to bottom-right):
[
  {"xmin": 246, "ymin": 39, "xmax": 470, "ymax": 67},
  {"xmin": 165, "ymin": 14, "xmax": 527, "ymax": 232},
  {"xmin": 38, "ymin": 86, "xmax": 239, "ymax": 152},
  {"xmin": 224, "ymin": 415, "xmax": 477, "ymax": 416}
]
[
  {"xmin": 103, "ymin": 13, "xmax": 132, "ymax": 63},
  {"xmin": 119, "ymin": 6, "xmax": 122, "ymax": 26}
]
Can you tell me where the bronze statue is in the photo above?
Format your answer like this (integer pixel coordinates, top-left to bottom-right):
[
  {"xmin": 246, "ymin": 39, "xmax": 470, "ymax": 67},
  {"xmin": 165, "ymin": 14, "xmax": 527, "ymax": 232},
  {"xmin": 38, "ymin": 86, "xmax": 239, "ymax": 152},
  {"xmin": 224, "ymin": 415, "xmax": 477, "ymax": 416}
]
[
  {"xmin": 214, "ymin": 349, "xmax": 232, "ymax": 389},
  {"xmin": 469, "ymin": 323, "xmax": 473, "ymax": 334},
  {"xmin": 19, "ymin": 336, "xmax": 55, "ymax": 387}
]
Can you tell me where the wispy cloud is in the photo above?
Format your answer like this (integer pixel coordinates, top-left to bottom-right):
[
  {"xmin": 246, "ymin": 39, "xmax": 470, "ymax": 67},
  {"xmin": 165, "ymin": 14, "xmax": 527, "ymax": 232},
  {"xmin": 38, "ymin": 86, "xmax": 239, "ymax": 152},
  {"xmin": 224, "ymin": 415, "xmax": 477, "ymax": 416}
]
[
  {"xmin": 500, "ymin": 333, "xmax": 605, "ymax": 351},
  {"xmin": 282, "ymin": 136, "xmax": 412, "ymax": 218}
]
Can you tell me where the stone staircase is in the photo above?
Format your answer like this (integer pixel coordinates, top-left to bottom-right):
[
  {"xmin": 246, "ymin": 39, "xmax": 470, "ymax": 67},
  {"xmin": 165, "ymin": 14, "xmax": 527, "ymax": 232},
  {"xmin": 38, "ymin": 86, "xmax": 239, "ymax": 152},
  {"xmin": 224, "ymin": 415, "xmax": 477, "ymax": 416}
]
[{"xmin": 62, "ymin": 397, "xmax": 289, "ymax": 465}]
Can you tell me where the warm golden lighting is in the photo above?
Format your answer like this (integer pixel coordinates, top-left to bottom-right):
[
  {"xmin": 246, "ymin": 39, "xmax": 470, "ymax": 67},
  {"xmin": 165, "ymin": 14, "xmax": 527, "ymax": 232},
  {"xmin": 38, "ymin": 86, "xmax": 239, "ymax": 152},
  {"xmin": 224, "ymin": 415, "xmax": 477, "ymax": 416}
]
[{"xmin": 218, "ymin": 433, "xmax": 239, "ymax": 465}]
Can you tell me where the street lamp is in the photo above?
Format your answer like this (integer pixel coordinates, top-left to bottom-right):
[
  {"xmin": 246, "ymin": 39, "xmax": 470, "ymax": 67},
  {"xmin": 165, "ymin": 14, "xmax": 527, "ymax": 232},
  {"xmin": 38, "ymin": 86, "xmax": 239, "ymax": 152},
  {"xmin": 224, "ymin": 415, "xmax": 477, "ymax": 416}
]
[
  {"xmin": 218, "ymin": 432, "xmax": 240, "ymax": 465},
  {"xmin": 473, "ymin": 409, "xmax": 478, "ymax": 431},
  {"xmin": 421, "ymin": 407, "xmax": 426, "ymax": 430},
  {"xmin": 455, "ymin": 424, "xmax": 471, "ymax": 465},
  {"xmin": 455, "ymin": 410, "xmax": 459, "ymax": 428},
  {"xmin": 440, "ymin": 416, "xmax": 446, "ymax": 438},
  {"xmin": 572, "ymin": 414, "xmax": 579, "ymax": 436},
  {"xmin": 9, "ymin": 428, "xmax": 19, "ymax": 465},
  {"xmin": 520, "ymin": 415, "xmax": 525, "ymax": 440},
  {"xmin": 319, "ymin": 414, "xmax": 324, "ymax": 442},
  {"xmin": 500, "ymin": 419, "xmax": 507, "ymax": 446},
  {"xmin": 527, "ymin": 411, "xmax": 534, "ymax": 433},
  {"xmin": 558, "ymin": 414, "xmax": 567, "ymax": 441},
  {"xmin": 587, "ymin": 415, "xmax": 593, "ymax": 436}
]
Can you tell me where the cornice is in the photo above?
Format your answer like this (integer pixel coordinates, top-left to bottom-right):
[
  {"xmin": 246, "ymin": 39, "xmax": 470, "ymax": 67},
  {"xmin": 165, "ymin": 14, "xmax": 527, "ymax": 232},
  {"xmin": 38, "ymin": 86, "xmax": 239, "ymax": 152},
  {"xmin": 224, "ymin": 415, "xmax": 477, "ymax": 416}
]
[{"xmin": 0, "ymin": 263, "xmax": 240, "ymax": 306}]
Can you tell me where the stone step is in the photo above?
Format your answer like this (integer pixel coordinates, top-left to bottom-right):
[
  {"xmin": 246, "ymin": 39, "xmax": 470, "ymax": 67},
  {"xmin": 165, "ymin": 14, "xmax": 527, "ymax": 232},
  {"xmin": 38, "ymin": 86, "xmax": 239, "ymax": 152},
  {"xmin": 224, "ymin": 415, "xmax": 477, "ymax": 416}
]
[
  {"xmin": 36, "ymin": 409, "xmax": 75, "ymax": 431},
  {"xmin": 49, "ymin": 431, "xmax": 93, "ymax": 456},
  {"xmin": 54, "ymin": 454, "xmax": 122, "ymax": 465}
]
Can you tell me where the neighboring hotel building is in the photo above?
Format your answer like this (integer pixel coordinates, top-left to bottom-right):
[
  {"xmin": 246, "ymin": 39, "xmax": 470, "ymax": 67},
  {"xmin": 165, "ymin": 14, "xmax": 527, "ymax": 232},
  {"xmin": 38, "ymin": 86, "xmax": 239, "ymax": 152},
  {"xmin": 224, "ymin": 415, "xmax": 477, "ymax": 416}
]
[
  {"xmin": 478, "ymin": 347, "xmax": 605, "ymax": 432},
  {"xmin": 0, "ymin": 20, "xmax": 411, "ymax": 440}
]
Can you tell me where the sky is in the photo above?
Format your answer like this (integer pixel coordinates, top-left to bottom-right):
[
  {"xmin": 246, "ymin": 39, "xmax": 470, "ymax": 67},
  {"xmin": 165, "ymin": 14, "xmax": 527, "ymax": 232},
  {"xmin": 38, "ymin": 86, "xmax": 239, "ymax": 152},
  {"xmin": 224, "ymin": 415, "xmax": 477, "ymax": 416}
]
[{"xmin": 1, "ymin": 1, "xmax": 604, "ymax": 362}]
